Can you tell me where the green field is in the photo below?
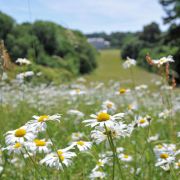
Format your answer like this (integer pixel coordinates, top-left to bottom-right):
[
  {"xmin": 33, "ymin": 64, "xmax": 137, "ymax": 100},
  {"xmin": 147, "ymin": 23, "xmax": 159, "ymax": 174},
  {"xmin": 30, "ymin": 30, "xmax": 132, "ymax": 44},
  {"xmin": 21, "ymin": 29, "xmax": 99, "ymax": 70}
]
[
  {"xmin": 85, "ymin": 49, "xmax": 159, "ymax": 85},
  {"xmin": 0, "ymin": 50, "xmax": 179, "ymax": 180}
]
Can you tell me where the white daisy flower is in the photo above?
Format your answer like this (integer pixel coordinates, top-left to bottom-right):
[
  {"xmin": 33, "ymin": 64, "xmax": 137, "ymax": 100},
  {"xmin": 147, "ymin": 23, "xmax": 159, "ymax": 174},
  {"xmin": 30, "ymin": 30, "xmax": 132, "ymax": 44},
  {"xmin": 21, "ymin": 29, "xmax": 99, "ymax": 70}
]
[
  {"xmin": 102, "ymin": 100, "xmax": 116, "ymax": 113},
  {"xmin": 152, "ymin": 55, "xmax": 174, "ymax": 67},
  {"xmin": 5, "ymin": 126, "xmax": 35, "ymax": 145},
  {"xmin": 92, "ymin": 158, "xmax": 108, "ymax": 172},
  {"xmin": 116, "ymin": 147, "xmax": 124, "ymax": 153},
  {"xmin": 71, "ymin": 141, "xmax": 92, "ymax": 151},
  {"xmin": 67, "ymin": 109, "xmax": 84, "ymax": 118},
  {"xmin": 148, "ymin": 134, "xmax": 159, "ymax": 143},
  {"xmin": 71, "ymin": 132, "xmax": 84, "ymax": 141},
  {"xmin": 69, "ymin": 89, "xmax": 86, "ymax": 96},
  {"xmin": 135, "ymin": 84, "xmax": 148, "ymax": 91},
  {"xmin": 16, "ymin": 58, "xmax": 31, "ymax": 65},
  {"xmin": 40, "ymin": 147, "xmax": 76, "ymax": 170},
  {"xmin": 134, "ymin": 116, "xmax": 150, "ymax": 128},
  {"xmin": 158, "ymin": 109, "xmax": 172, "ymax": 119},
  {"xmin": 119, "ymin": 153, "xmax": 133, "ymax": 162},
  {"xmin": 91, "ymin": 123, "xmax": 132, "ymax": 144},
  {"xmin": 0, "ymin": 166, "xmax": 3, "ymax": 173},
  {"xmin": 174, "ymin": 160, "xmax": 180, "ymax": 169},
  {"xmin": 25, "ymin": 139, "xmax": 52, "ymax": 154},
  {"xmin": 2, "ymin": 142, "xmax": 24, "ymax": 155},
  {"xmin": 26, "ymin": 114, "xmax": 61, "ymax": 132},
  {"xmin": 123, "ymin": 57, "xmax": 136, "ymax": 69},
  {"xmin": 89, "ymin": 170, "xmax": 106, "ymax": 180},
  {"xmin": 177, "ymin": 132, "xmax": 180, "ymax": 138},
  {"xmin": 154, "ymin": 143, "xmax": 180, "ymax": 170},
  {"xmin": 116, "ymin": 88, "xmax": 131, "ymax": 95},
  {"xmin": 83, "ymin": 110, "xmax": 124, "ymax": 128},
  {"xmin": 127, "ymin": 102, "xmax": 138, "ymax": 112}
]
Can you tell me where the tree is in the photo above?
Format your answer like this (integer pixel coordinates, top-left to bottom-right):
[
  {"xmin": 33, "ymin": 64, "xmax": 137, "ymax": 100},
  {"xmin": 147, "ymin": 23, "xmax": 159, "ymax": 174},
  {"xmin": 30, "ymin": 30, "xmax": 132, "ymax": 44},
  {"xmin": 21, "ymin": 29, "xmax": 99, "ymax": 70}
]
[
  {"xmin": 139, "ymin": 22, "xmax": 161, "ymax": 44},
  {"xmin": 160, "ymin": 0, "xmax": 180, "ymax": 84},
  {"xmin": 0, "ymin": 11, "xmax": 15, "ymax": 40}
]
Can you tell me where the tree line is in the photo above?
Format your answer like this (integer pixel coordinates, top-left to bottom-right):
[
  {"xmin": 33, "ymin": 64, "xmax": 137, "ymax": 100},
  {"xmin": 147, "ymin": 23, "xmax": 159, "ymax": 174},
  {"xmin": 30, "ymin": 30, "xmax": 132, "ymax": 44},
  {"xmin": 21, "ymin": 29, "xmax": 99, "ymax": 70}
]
[
  {"xmin": 87, "ymin": 0, "xmax": 180, "ymax": 84},
  {"xmin": 0, "ymin": 11, "xmax": 97, "ymax": 75}
]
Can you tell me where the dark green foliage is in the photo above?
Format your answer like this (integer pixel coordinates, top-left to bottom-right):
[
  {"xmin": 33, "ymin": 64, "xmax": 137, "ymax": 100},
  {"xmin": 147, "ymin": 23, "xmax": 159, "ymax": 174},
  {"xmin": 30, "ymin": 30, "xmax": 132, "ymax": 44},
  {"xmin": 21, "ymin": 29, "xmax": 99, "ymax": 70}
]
[
  {"xmin": 160, "ymin": 0, "xmax": 180, "ymax": 83},
  {"xmin": 121, "ymin": 39, "xmax": 144, "ymax": 59},
  {"xmin": 139, "ymin": 22, "xmax": 161, "ymax": 44},
  {"xmin": 0, "ymin": 12, "xmax": 97, "ymax": 75},
  {"xmin": 0, "ymin": 11, "xmax": 14, "ymax": 40}
]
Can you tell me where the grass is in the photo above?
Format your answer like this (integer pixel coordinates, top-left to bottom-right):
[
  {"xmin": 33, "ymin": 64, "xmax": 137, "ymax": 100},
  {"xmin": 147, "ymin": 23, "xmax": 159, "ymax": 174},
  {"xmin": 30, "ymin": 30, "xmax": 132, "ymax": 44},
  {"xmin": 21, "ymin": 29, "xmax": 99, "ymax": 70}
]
[
  {"xmin": 85, "ymin": 49, "xmax": 159, "ymax": 86},
  {"xmin": 0, "ymin": 49, "xmax": 179, "ymax": 180}
]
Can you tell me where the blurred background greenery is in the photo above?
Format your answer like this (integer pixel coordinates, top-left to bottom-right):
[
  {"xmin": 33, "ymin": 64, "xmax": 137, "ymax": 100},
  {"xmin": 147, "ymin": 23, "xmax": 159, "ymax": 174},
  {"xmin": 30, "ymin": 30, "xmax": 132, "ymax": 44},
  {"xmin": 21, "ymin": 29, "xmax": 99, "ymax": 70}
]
[{"xmin": 0, "ymin": 0, "xmax": 179, "ymax": 84}]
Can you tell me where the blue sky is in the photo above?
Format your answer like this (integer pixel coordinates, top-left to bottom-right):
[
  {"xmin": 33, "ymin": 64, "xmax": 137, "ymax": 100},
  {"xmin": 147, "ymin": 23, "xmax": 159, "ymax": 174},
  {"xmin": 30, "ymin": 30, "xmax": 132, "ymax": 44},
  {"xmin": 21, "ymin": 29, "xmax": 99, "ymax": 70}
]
[{"xmin": 0, "ymin": 0, "xmax": 167, "ymax": 33}]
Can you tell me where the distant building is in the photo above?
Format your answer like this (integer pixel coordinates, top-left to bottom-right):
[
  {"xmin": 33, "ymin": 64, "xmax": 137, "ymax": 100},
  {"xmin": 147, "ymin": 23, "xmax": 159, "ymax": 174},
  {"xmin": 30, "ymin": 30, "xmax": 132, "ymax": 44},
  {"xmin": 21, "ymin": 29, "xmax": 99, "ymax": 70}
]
[{"xmin": 87, "ymin": 38, "xmax": 110, "ymax": 50}]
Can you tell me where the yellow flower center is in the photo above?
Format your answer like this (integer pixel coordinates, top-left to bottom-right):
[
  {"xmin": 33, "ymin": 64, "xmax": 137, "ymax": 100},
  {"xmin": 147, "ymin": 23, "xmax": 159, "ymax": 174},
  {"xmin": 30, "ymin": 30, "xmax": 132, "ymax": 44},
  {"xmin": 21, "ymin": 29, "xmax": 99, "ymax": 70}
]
[
  {"xmin": 177, "ymin": 162, "xmax": 180, "ymax": 167},
  {"xmin": 15, "ymin": 128, "xmax": 26, "ymax": 137},
  {"xmin": 77, "ymin": 141, "xmax": 85, "ymax": 146},
  {"xmin": 123, "ymin": 154, "xmax": 129, "ymax": 159},
  {"xmin": 119, "ymin": 88, "xmax": 126, "ymax": 94},
  {"xmin": 107, "ymin": 103, "xmax": 113, "ymax": 108},
  {"xmin": 14, "ymin": 142, "xmax": 21, "ymax": 148},
  {"xmin": 160, "ymin": 153, "xmax": 169, "ymax": 159},
  {"xmin": 139, "ymin": 119, "xmax": 146, "ymax": 124},
  {"xmin": 97, "ymin": 161, "xmax": 103, "ymax": 166},
  {"xmin": 97, "ymin": 112, "xmax": 110, "ymax": 122},
  {"xmin": 76, "ymin": 89, "xmax": 81, "ymax": 93},
  {"xmin": 128, "ymin": 105, "xmax": 132, "ymax": 110},
  {"xmin": 38, "ymin": 115, "xmax": 49, "ymax": 122},
  {"xmin": 157, "ymin": 145, "xmax": 163, "ymax": 149},
  {"xmin": 57, "ymin": 150, "xmax": 64, "ymax": 161},
  {"xmin": 34, "ymin": 139, "xmax": 46, "ymax": 146}
]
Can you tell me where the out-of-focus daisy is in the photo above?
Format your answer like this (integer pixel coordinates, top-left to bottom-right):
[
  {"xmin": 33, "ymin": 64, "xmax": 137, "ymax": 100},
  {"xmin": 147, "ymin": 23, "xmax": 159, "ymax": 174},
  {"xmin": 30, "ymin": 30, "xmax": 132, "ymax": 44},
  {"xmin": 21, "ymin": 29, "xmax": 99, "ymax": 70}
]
[
  {"xmin": 16, "ymin": 58, "xmax": 31, "ymax": 65},
  {"xmin": 83, "ymin": 110, "xmax": 124, "ymax": 128},
  {"xmin": 154, "ymin": 143, "xmax": 180, "ymax": 171},
  {"xmin": 148, "ymin": 134, "xmax": 159, "ymax": 143},
  {"xmin": 116, "ymin": 88, "xmax": 130, "ymax": 95},
  {"xmin": 16, "ymin": 71, "xmax": 34, "ymax": 80},
  {"xmin": 158, "ymin": 109, "xmax": 172, "ymax": 119},
  {"xmin": 71, "ymin": 141, "xmax": 92, "ymax": 151},
  {"xmin": 91, "ymin": 123, "xmax": 132, "ymax": 144},
  {"xmin": 2, "ymin": 142, "xmax": 24, "ymax": 155},
  {"xmin": 177, "ymin": 132, "xmax": 180, "ymax": 138},
  {"xmin": 71, "ymin": 132, "xmax": 84, "ymax": 141},
  {"xmin": 92, "ymin": 158, "xmax": 108, "ymax": 172},
  {"xmin": 26, "ymin": 114, "xmax": 61, "ymax": 132},
  {"xmin": 69, "ymin": 89, "xmax": 86, "ymax": 96},
  {"xmin": 25, "ymin": 139, "xmax": 52, "ymax": 154},
  {"xmin": 102, "ymin": 100, "xmax": 116, "ymax": 113},
  {"xmin": 117, "ymin": 147, "xmax": 124, "ymax": 153},
  {"xmin": 89, "ymin": 170, "xmax": 106, "ymax": 180},
  {"xmin": 5, "ymin": 126, "xmax": 35, "ymax": 145},
  {"xmin": 174, "ymin": 160, "xmax": 180, "ymax": 169},
  {"xmin": 134, "ymin": 116, "xmax": 150, "ymax": 128},
  {"xmin": 135, "ymin": 85, "xmax": 148, "ymax": 91},
  {"xmin": 119, "ymin": 153, "xmax": 133, "ymax": 162},
  {"xmin": 123, "ymin": 57, "xmax": 136, "ymax": 69},
  {"xmin": 40, "ymin": 147, "xmax": 76, "ymax": 170},
  {"xmin": 67, "ymin": 109, "xmax": 84, "ymax": 118},
  {"xmin": 152, "ymin": 55, "xmax": 174, "ymax": 67},
  {"xmin": 127, "ymin": 102, "xmax": 138, "ymax": 112}
]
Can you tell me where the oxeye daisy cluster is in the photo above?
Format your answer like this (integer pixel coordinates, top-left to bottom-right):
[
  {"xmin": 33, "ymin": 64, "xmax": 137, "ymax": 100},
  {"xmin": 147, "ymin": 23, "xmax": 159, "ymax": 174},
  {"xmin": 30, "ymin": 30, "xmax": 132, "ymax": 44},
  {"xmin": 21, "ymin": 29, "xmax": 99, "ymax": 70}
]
[
  {"xmin": 2, "ymin": 113, "xmax": 93, "ymax": 175},
  {"xmin": 0, "ymin": 54, "xmax": 179, "ymax": 179}
]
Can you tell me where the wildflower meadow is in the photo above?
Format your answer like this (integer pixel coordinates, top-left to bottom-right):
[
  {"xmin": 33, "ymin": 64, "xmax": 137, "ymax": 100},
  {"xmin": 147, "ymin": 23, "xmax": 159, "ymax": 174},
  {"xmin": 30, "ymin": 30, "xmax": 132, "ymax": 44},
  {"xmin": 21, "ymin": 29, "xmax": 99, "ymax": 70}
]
[{"xmin": 0, "ymin": 50, "xmax": 179, "ymax": 180}]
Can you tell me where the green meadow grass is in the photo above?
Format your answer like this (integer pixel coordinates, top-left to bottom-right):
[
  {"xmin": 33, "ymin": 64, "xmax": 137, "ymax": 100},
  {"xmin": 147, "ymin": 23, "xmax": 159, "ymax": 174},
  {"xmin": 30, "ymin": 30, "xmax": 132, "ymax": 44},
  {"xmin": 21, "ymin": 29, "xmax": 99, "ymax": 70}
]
[
  {"xmin": 85, "ymin": 49, "xmax": 159, "ymax": 86},
  {"xmin": 0, "ymin": 49, "xmax": 179, "ymax": 180}
]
